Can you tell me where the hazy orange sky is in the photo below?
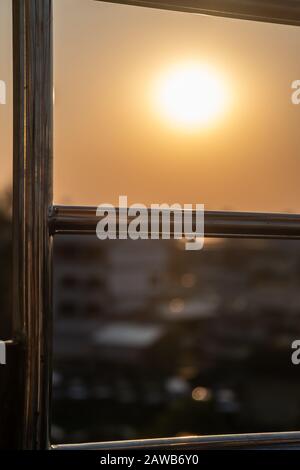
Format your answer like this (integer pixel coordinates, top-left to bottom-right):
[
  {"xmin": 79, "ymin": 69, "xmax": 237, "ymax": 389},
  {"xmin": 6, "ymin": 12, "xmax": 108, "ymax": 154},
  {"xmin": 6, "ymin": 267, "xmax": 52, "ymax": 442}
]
[
  {"xmin": 0, "ymin": 0, "xmax": 12, "ymax": 198},
  {"xmin": 1, "ymin": 0, "xmax": 300, "ymax": 212}
]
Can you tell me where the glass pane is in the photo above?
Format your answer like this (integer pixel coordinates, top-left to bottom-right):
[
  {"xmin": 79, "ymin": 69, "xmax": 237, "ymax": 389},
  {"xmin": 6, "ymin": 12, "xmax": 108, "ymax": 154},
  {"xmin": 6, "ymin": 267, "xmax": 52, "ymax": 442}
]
[
  {"xmin": 52, "ymin": 237, "xmax": 300, "ymax": 443},
  {"xmin": 54, "ymin": 0, "xmax": 300, "ymax": 213},
  {"xmin": 0, "ymin": 0, "xmax": 13, "ymax": 338}
]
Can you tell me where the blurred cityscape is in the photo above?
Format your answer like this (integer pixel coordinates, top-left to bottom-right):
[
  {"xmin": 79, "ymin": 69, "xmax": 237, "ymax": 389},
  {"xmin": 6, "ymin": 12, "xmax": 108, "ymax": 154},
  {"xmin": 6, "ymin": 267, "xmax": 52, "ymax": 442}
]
[
  {"xmin": 0, "ymin": 190, "xmax": 12, "ymax": 341},
  {"xmin": 52, "ymin": 235, "xmax": 300, "ymax": 444}
]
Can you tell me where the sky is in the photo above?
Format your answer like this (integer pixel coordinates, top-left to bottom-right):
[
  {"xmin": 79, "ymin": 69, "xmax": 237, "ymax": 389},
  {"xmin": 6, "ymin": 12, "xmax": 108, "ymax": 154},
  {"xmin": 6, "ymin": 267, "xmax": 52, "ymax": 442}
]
[
  {"xmin": 0, "ymin": 0, "xmax": 12, "ymax": 199},
  {"xmin": 1, "ymin": 0, "xmax": 300, "ymax": 212}
]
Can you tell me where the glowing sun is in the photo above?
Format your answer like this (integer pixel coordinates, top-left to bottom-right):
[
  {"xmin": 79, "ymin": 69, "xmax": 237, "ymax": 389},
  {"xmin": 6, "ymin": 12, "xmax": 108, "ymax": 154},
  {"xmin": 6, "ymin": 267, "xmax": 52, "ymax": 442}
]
[{"xmin": 154, "ymin": 63, "xmax": 228, "ymax": 130}]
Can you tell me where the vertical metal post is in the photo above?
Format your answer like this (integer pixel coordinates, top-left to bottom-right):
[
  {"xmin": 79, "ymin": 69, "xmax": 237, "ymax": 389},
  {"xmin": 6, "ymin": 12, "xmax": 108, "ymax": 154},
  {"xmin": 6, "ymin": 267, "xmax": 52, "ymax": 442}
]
[{"xmin": 11, "ymin": 0, "xmax": 53, "ymax": 449}]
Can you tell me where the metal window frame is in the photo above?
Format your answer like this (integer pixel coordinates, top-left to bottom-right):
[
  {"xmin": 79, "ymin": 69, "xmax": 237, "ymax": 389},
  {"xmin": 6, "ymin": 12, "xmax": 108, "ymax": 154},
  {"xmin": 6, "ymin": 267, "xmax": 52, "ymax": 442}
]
[
  {"xmin": 5, "ymin": 0, "xmax": 300, "ymax": 450},
  {"xmin": 99, "ymin": 0, "xmax": 300, "ymax": 26}
]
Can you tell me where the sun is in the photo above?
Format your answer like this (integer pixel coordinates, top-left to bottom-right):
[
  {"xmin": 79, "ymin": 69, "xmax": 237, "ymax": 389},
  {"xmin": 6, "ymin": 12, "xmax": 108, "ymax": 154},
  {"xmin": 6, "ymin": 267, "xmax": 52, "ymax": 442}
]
[{"xmin": 154, "ymin": 63, "xmax": 228, "ymax": 130}]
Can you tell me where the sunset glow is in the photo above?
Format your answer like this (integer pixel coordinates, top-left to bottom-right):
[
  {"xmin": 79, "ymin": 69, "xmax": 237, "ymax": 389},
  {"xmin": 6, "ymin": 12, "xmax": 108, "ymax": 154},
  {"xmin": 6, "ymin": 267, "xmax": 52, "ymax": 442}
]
[{"xmin": 155, "ymin": 63, "xmax": 228, "ymax": 130}]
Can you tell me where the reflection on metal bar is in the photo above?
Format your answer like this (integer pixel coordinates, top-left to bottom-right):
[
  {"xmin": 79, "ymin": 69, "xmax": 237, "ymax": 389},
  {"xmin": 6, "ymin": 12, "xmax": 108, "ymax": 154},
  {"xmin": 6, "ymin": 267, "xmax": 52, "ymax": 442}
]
[
  {"xmin": 49, "ymin": 205, "xmax": 300, "ymax": 240},
  {"xmin": 52, "ymin": 431, "xmax": 300, "ymax": 450},
  {"xmin": 10, "ymin": 0, "xmax": 53, "ymax": 450},
  {"xmin": 98, "ymin": 1, "xmax": 300, "ymax": 26}
]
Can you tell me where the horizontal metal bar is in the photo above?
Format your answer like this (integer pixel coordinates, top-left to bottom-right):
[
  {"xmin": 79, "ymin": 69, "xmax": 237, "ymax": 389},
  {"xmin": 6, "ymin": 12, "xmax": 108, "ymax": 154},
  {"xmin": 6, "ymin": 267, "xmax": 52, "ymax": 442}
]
[
  {"xmin": 49, "ymin": 205, "xmax": 300, "ymax": 239},
  {"xmin": 52, "ymin": 431, "xmax": 300, "ymax": 450},
  {"xmin": 98, "ymin": 1, "xmax": 300, "ymax": 27}
]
